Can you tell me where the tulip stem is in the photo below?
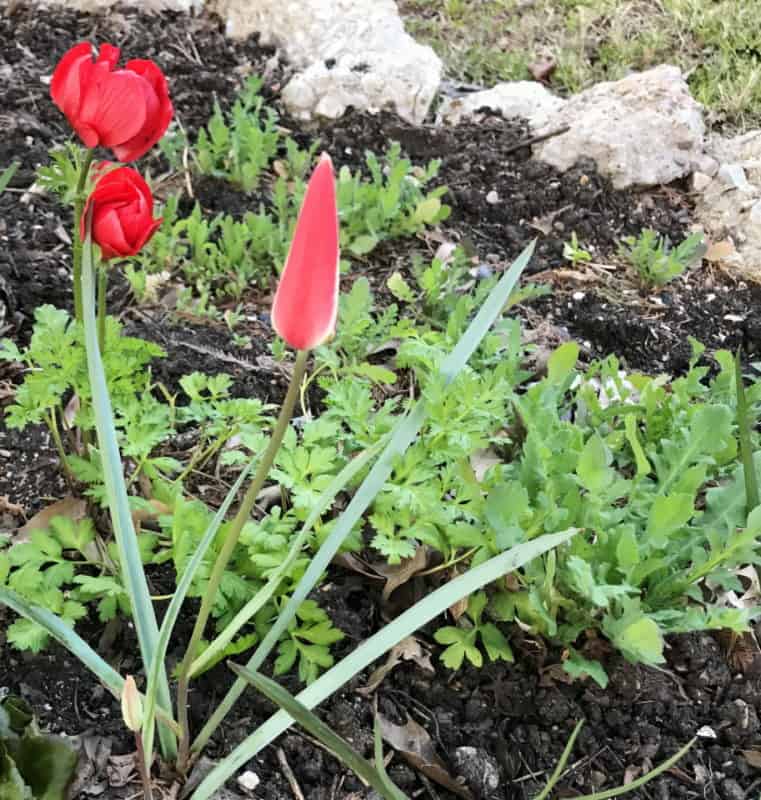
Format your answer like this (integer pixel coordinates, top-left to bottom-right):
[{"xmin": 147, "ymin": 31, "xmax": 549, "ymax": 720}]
[
  {"xmin": 97, "ymin": 265, "xmax": 108, "ymax": 354},
  {"xmin": 174, "ymin": 348, "xmax": 309, "ymax": 772},
  {"xmin": 72, "ymin": 148, "xmax": 95, "ymax": 325},
  {"xmin": 134, "ymin": 733, "xmax": 154, "ymax": 800}
]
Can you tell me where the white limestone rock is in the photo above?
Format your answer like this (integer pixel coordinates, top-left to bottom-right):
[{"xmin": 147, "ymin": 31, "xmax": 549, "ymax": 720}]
[
  {"xmin": 438, "ymin": 81, "xmax": 566, "ymax": 129},
  {"xmin": 534, "ymin": 65, "xmax": 705, "ymax": 189},
  {"xmin": 694, "ymin": 130, "xmax": 761, "ymax": 278},
  {"xmin": 215, "ymin": 0, "xmax": 442, "ymax": 124}
]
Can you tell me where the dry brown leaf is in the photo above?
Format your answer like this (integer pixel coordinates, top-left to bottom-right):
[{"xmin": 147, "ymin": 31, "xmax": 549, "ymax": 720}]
[
  {"xmin": 623, "ymin": 765, "xmax": 641, "ymax": 784},
  {"xmin": 704, "ymin": 239, "xmax": 736, "ymax": 262},
  {"xmin": 131, "ymin": 498, "xmax": 172, "ymax": 526},
  {"xmin": 63, "ymin": 394, "xmax": 80, "ymax": 428},
  {"xmin": 332, "ymin": 552, "xmax": 384, "ymax": 581},
  {"xmin": 359, "ymin": 637, "xmax": 434, "ymax": 694},
  {"xmin": 0, "ymin": 495, "xmax": 25, "ymax": 519},
  {"xmin": 529, "ymin": 58, "xmax": 557, "ymax": 82},
  {"xmin": 17, "ymin": 496, "xmax": 87, "ymax": 543},
  {"xmin": 448, "ymin": 591, "xmax": 468, "ymax": 622},
  {"xmin": 741, "ymin": 749, "xmax": 761, "ymax": 770},
  {"xmin": 107, "ymin": 752, "xmax": 136, "ymax": 788},
  {"xmin": 0, "ymin": 380, "xmax": 16, "ymax": 401},
  {"xmin": 67, "ymin": 733, "xmax": 113, "ymax": 798},
  {"xmin": 378, "ymin": 714, "xmax": 473, "ymax": 799},
  {"xmin": 375, "ymin": 546, "xmax": 431, "ymax": 602},
  {"xmin": 469, "ymin": 448, "xmax": 501, "ymax": 482}
]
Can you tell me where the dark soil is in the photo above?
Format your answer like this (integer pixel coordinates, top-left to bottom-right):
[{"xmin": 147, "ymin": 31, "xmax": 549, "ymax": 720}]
[{"xmin": 2, "ymin": 3, "xmax": 761, "ymax": 800}]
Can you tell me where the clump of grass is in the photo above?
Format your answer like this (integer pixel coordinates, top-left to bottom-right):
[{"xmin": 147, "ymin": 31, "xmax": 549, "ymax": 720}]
[{"xmin": 399, "ymin": 0, "xmax": 761, "ymax": 129}]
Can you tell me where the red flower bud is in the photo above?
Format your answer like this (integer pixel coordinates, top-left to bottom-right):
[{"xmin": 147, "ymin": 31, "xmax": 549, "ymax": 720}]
[
  {"xmin": 81, "ymin": 165, "xmax": 162, "ymax": 260},
  {"xmin": 271, "ymin": 154, "xmax": 340, "ymax": 351},
  {"xmin": 51, "ymin": 42, "xmax": 173, "ymax": 162}
]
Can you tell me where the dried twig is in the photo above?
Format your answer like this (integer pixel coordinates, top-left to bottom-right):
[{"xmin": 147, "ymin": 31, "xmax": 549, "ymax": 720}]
[
  {"xmin": 277, "ymin": 747, "xmax": 306, "ymax": 800},
  {"xmin": 504, "ymin": 124, "xmax": 571, "ymax": 155}
]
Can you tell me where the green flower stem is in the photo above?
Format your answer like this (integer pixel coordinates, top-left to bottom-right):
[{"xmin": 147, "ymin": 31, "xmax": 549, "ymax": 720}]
[
  {"xmin": 47, "ymin": 409, "xmax": 76, "ymax": 489},
  {"xmin": 97, "ymin": 265, "xmax": 108, "ymax": 354},
  {"xmin": 736, "ymin": 347, "xmax": 759, "ymax": 512},
  {"xmin": 175, "ymin": 348, "xmax": 309, "ymax": 771},
  {"xmin": 72, "ymin": 148, "xmax": 95, "ymax": 325},
  {"xmin": 135, "ymin": 734, "xmax": 154, "ymax": 800}
]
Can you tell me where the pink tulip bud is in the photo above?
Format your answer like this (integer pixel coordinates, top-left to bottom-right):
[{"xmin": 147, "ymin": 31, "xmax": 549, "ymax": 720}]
[{"xmin": 271, "ymin": 153, "xmax": 339, "ymax": 351}]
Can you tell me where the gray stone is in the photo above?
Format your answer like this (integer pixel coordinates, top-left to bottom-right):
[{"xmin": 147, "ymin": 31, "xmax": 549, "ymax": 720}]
[
  {"xmin": 215, "ymin": 0, "xmax": 442, "ymax": 124},
  {"xmin": 720, "ymin": 778, "xmax": 746, "ymax": 800},
  {"xmin": 693, "ymin": 153, "xmax": 719, "ymax": 176},
  {"xmin": 717, "ymin": 163, "xmax": 755, "ymax": 193},
  {"xmin": 534, "ymin": 65, "xmax": 705, "ymax": 189},
  {"xmin": 452, "ymin": 746, "xmax": 501, "ymax": 796},
  {"xmin": 438, "ymin": 81, "xmax": 566, "ymax": 128},
  {"xmin": 691, "ymin": 172, "xmax": 713, "ymax": 192}
]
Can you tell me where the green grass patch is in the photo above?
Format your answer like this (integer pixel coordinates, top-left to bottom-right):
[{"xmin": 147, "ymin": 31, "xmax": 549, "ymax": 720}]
[{"xmin": 399, "ymin": 0, "xmax": 761, "ymax": 129}]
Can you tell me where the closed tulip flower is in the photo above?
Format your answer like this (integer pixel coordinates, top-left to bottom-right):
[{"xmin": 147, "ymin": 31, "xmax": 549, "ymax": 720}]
[
  {"xmin": 271, "ymin": 154, "xmax": 340, "ymax": 351},
  {"xmin": 81, "ymin": 165, "xmax": 162, "ymax": 260},
  {"xmin": 51, "ymin": 42, "xmax": 173, "ymax": 162}
]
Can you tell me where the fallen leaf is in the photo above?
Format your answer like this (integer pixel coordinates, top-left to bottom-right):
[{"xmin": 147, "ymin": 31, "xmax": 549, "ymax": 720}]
[
  {"xmin": 63, "ymin": 393, "xmax": 80, "ymax": 428},
  {"xmin": 0, "ymin": 495, "xmax": 25, "ymax": 519},
  {"xmin": 434, "ymin": 241, "xmax": 458, "ymax": 264},
  {"xmin": 742, "ymin": 749, "xmax": 761, "ymax": 770},
  {"xmin": 704, "ymin": 239, "xmax": 736, "ymax": 262},
  {"xmin": 17, "ymin": 496, "xmax": 87, "ymax": 543},
  {"xmin": 0, "ymin": 380, "xmax": 17, "ymax": 401},
  {"xmin": 68, "ymin": 733, "xmax": 112, "ymax": 798},
  {"xmin": 375, "ymin": 547, "xmax": 431, "ymax": 602},
  {"xmin": 359, "ymin": 637, "xmax": 434, "ymax": 694},
  {"xmin": 378, "ymin": 714, "xmax": 473, "ymax": 799},
  {"xmin": 529, "ymin": 58, "xmax": 557, "ymax": 82},
  {"xmin": 448, "ymin": 594, "xmax": 469, "ymax": 622},
  {"xmin": 469, "ymin": 448, "xmax": 501, "ymax": 482},
  {"xmin": 107, "ymin": 752, "xmax": 136, "ymax": 788},
  {"xmin": 131, "ymin": 498, "xmax": 172, "ymax": 526},
  {"xmin": 623, "ymin": 765, "xmax": 641, "ymax": 784},
  {"xmin": 333, "ymin": 552, "xmax": 385, "ymax": 581}
]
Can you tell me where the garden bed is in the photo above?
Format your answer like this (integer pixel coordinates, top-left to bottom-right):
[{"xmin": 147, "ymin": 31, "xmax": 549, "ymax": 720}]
[{"xmin": 2, "ymin": 4, "xmax": 761, "ymax": 800}]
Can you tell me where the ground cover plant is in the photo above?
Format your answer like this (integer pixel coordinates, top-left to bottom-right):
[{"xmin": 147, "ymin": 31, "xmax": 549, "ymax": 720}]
[
  {"xmin": 122, "ymin": 76, "xmax": 450, "ymax": 307},
  {"xmin": 0, "ymin": 37, "xmax": 571, "ymax": 800},
  {"xmin": 4, "ymin": 6, "xmax": 761, "ymax": 800}
]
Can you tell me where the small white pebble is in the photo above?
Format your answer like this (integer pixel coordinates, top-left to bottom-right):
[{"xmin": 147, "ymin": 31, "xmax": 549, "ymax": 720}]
[
  {"xmin": 238, "ymin": 771, "xmax": 261, "ymax": 793},
  {"xmin": 697, "ymin": 725, "xmax": 717, "ymax": 739},
  {"xmin": 705, "ymin": 293, "xmax": 716, "ymax": 301},
  {"xmin": 724, "ymin": 314, "xmax": 745, "ymax": 322},
  {"xmin": 572, "ymin": 291, "xmax": 585, "ymax": 301},
  {"xmin": 485, "ymin": 190, "xmax": 499, "ymax": 204}
]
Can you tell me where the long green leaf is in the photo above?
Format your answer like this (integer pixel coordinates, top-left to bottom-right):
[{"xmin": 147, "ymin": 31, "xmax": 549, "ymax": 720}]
[
  {"xmin": 0, "ymin": 162, "xmax": 19, "ymax": 196},
  {"xmin": 191, "ymin": 239, "xmax": 536, "ymax": 754},
  {"xmin": 142, "ymin": 461, "xmax": 255, "ymax": 760},
  {"xmin": 81, "ymin": 233, "xmax": 176, "ymax": 759},
  {"xmin": 572, "ymin": 737, "xmax": 695, "ymax": 800},
  {"xmin": 229, "ymin": 663, "xmax": 408, "ymax": 800},
  {"xmin": 736, "ymin": 349, "xmax": 759, "ymax": 512},
  {"xmin": 191, "ymin": 527, "xmax": 575, "ymax": 798},
  {"xmin": 532, "ymin": 720, "xmax": 584, "ymax": 800},
  {"xmin": 190, "ymin": 437, "xmax": 387, "ymax": 678},
  {"xmin": 0, "ymin": 587, "xmax": 124, "ymax": 696}
]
